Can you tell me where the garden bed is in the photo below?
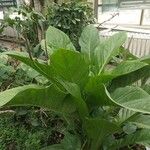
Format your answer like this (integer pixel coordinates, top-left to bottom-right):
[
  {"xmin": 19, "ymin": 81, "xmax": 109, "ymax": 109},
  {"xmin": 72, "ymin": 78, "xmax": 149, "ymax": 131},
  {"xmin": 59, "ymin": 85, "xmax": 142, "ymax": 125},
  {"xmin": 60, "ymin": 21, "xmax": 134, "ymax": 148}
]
[{"xmin": 0, "ymin": 2, "xmax": 150, "ymax": 150}]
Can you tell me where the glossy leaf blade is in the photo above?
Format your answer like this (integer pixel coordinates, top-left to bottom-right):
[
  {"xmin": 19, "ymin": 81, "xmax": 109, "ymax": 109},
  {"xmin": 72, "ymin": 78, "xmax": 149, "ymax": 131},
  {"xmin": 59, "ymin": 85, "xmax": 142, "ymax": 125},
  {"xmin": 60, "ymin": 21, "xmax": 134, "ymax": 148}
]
[
  {"xmin": 46, "ymin": 26, "xmax": 75, "ymax": 53},
  {"xmin": 95, "ymin": 32, "xmax": 127, "ymax": 74},
  {"xmin": 110, "ymin": 65, "xmax": 150, "ymax": 90},
  {"xmin": 131, "ymin": 114, "xmax": 150, "ymax": 129},
  {"xmin": 59, "ymin": 80, "xmax": 89, "ymax": 118},
  {"xmin": 85, "ymin": 117, "xmax": 119, "ymax": 149},
  {"xmin": 5, "ymin": 51, "xmax": 54, "ymax": 80},
  {"xmin": 0, "ymin": 84, "xmax": 75, "ymax": 114},
  {"xmin": 85, "ymin": 76, "xmax": 114, "ymax": 106},
  {"xmin": 79, "ymin": 25, "xmax": 100, "ymax": 63},
  {"xmin": 111, "ymin": 86, "xmax": 150, "ymax": 114},
  {"xmin": 143, "ymin": 84, "xmax": 150, "ymax": 94},
  {"xmin": 117, "ymin": 108, "xmax": 137, "ymax": 124},
  {"xmin": 140, "ymin": 55, "xmax": 150, "ymax": 64},
  {"xmin": 51, "ymin": 49, "xmax": 89, "ymax": 88},
  {"xmin": 111, "ymin": 60, "xmax": 148, "ymax": 77}
]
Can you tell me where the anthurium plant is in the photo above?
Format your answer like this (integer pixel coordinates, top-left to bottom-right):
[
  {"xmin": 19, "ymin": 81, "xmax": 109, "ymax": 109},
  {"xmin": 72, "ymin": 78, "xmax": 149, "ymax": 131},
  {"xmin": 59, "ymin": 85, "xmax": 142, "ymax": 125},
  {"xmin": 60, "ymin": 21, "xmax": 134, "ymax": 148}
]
[{"xmin": 0, "ymin": 25, "xmax": 150, "ymax": 150}]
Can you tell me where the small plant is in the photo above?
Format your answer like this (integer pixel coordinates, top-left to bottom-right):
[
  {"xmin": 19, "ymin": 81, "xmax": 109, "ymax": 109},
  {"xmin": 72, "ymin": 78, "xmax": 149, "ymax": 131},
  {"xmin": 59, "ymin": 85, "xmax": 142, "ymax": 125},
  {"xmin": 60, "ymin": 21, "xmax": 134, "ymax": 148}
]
[{"xmin": 0, "ymin": 25, "xmax": 150, "ymax": 150}]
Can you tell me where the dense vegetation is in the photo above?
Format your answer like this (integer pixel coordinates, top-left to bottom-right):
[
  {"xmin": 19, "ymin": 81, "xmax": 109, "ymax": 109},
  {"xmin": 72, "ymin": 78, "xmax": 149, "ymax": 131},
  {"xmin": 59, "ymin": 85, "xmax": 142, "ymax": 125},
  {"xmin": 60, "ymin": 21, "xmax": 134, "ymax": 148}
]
[
  {"xmin": 0, "ymin": 1, "xmax": 94, "ymax": 51},
  {"xmin": 0, "ymin": 1, "xmax": 150, "ymax": 150},
  {"xmin": 0, "ymin": 25, "xmax": 150, "ymax": 149},
  {"xmin": 46, "ymin": 1, "xmax": 94, "ymax": 49},
  {"xmin": 0, "ymin": 2, "xmax": 95, "ymax": 149}
]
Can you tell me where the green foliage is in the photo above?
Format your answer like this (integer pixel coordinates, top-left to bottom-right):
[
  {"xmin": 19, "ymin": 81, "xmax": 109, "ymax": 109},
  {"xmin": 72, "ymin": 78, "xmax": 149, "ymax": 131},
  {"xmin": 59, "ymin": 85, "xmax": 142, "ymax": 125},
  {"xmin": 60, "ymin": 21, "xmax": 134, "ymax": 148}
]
[
  {"xmin": 46, "ymin": 1, "xmax": 94, "ymax": 49},
  {"xmin": 0, "ymin": 5, "xmax": 47, "ymax": 56},
  {"xmin": 108, "ymin": 129, "xmax": 150, "ymax": 150},
  {"xmin": 0, "ymin": 108, "xmax": 66, "ymax": 149},
  {"xmin": 0, "ymin": 49, "xmax": 48, "ymax": 91},
  {"xmin": 79, "ymin": 24, "xmax": 100, "ymax": 64},
  {"xmin": 46, "ymin": 26, "xmax": 75, "ymax": 53},
  {"xmin": 42, "ymin": 132, "xmax": 81, "ymax": 150},
  {"xmin": 0, "ymin": 53, "xmax": 33, "ymax": 91},
  {"xmin": 0, "ymin": 25, "xmax": 150, "ymax": 150},
  {"xmin": 1, "ymin": 1, "xmax": 94, "ymax": 55}
]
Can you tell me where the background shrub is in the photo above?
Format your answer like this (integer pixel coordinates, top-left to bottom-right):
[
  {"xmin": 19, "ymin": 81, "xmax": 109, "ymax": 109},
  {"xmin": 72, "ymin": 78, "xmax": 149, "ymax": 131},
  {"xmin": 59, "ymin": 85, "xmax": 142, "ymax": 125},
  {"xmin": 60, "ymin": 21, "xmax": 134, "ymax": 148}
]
[{"xmin": 46, "ymin": 1, "xmax": 94, "ymax": 49}]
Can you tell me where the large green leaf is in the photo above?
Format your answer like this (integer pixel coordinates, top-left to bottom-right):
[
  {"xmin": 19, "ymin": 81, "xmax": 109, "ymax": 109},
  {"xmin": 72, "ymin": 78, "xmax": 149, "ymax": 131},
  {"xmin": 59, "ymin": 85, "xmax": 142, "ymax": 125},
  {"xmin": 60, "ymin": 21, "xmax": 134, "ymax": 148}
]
[
  {"xmin": 111, "ymin": 86, "xmax": 150, "ymax": 114},
  {"xmin": 46, "ymin": 26, "xmax": 75, "ymax": 53},
  {"xmin": 130, "ymin": 114, "xmax": 150, "ymax": 129},
  {"xmin": 86, "ymin": 79, "xmax": 150, "ymax": 114},
  {"xmin": 59, "ymin": 80, "xmax": 89, "ymax": 118},
  {"xmin": 85, "ymin": 117, "xmax": 119, "ymax": 149},
  {"xmin": 51, "ymin": 49, "xmax": 89, "ymax": 88},
  {"xmin": 143, "ymin": 84, "xmax": 150, "ymax": 94},
  {"xmin": 116, "ymin": 109, "xmax": 150, "ymax": 131},
  {"xmin": 79, "ymin": 25, "xmax": 100, "ymax": 63},
  {"xmin": 85, "ymin": 76, "xmax": 114, "ymax": 106},
  {"xmin": 117, "ymin": 108, "xmax": 137, "ymax": 124},
  {"xmin": 5, "ymin": 51, "xmax": 54, "ymax": 81},
  {"xmin": 0, "ymin": 84, "xmax": 75, "ymax": 114},
  {"xmin": 140, "ymin": 54, "xmax": 150, "ymax": 64},
  {"xmin": 85, "ymin": 59, "xmax": 148, "ymax": 106},
  {"xmin": 110, "ymin": 65, "xmax": 150, "ymax": 90},
  {"xmin": 95, "ymin": 32, "xmax": 127, "ymax": 74},
  {"xmin": 111, "ymin": 60, "xmax": 148, "ymax": 77},
  {"xmin": 120, "ymin": 46, "xmax": 138, "ymax": 60}
]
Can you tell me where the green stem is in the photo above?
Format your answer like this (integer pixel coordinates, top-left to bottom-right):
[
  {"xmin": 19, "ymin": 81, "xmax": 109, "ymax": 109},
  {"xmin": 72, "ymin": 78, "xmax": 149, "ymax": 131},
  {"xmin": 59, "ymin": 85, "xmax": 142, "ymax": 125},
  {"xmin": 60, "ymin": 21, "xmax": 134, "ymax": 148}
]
[
  {"xmin": 44, "ymin": 31, "xmax": 49, "ymax": 61},
  {"xmin": 90, "ymin": 139, "xmax": 103, "ymax": 150},
  {"xmin": 25, "ymin": 37, "xmax": 33, "ymax": 61}
]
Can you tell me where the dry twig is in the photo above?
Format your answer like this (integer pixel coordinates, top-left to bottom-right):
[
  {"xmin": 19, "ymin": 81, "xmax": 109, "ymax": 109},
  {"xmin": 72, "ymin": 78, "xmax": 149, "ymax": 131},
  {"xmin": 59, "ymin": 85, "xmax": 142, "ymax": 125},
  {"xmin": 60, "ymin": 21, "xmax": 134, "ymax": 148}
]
[{"xmin": 98, "ymin": 13, "xmax": 119, "ymax": 28}]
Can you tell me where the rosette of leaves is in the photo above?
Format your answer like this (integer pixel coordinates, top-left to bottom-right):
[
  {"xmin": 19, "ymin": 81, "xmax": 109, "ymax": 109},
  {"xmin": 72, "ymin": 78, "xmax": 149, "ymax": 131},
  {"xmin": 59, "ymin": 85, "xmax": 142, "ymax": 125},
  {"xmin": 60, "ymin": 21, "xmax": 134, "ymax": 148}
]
[{"xmin": 0, "ymin": 25, "xmax": 150, "ymax": 150}]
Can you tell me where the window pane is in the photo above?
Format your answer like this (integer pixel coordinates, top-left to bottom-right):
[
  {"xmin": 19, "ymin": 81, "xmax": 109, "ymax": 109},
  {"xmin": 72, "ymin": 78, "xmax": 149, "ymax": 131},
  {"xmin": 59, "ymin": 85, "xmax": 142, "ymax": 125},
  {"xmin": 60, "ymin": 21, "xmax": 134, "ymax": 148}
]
[
  {"xmin": 102, "ymin": 0, "xmax": 118, "ymax": 12},
  {"xmin": 98, "ymin": 9, "xmax": 141, "ymax": 25},
  {"xmin": 0, "ymin": 11, "xmax": 4, "ymax": 20},
  {"xmin": 142, "ymin": 9, "xmax": 150, "ymax": 25},
  {"xmin": 119, "ymin": 0, "xmax": 150, "ymax": 9},
  {"xmin": 0, "ymin": 0, "xmax": 17, "ymax": 7},
  {"xmin": 98, "ymin": 0, "xmax": 102, "ymax": 4}
]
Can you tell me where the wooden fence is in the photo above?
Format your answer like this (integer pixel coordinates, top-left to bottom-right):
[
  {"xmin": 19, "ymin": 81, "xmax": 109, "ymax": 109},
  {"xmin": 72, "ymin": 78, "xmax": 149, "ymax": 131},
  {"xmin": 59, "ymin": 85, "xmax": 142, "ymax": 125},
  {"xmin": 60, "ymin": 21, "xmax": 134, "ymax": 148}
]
[{"xmin": 101, "ymin": 31, "xmax": 150, "ymax": 57}]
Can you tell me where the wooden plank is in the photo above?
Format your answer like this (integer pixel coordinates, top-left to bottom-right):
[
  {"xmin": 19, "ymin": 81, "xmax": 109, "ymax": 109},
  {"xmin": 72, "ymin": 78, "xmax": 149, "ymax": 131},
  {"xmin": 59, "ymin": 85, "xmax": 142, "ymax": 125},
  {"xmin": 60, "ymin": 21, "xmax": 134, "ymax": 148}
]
[{"xmin": 94, "ymin": 0, "xmax": 98, "ymax": 19}]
